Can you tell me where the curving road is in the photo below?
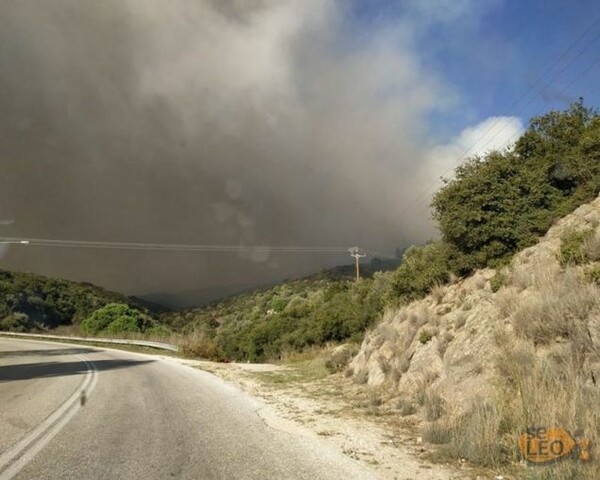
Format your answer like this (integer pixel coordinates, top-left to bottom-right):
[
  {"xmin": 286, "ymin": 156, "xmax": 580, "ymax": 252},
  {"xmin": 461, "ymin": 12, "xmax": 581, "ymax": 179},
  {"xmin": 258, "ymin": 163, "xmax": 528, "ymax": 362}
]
[{"xmin": 0, "ymin": 338, "xmax": 374, "ymax": 480}]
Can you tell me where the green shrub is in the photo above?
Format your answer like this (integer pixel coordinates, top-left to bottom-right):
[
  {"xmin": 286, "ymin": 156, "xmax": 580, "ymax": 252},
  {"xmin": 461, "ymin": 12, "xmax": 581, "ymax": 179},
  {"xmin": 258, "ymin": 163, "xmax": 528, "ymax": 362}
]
[
  {"xmin": 390, "ymin": 242, "xmax": 451, "ymax": 301},
  {"xmin": 0, "ymin": 312, "xmax": 31, "ymax": 332},
  {"xmin": 270, "ymin": 297, "xmax": 288, "ymax": 312},
  {"xmin": 490, "ymin": 271, "xmax": 507, "ymax": 292},
  {"xmin": 419, "ymin": 329, "xmax": 433, "ymax": 344},
  {"xmin": 559, "ymin": 228, "xmax": 594, "ymax": 266},
  {"xmin": 81, "ymin": 303, "xmax": 150, "ymax": 335}
]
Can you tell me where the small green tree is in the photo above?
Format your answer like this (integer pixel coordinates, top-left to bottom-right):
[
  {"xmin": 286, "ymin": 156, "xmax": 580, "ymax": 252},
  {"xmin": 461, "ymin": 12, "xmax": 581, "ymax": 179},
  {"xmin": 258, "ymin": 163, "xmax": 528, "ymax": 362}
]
[
  {"xmin": 0, "ymin": 312, "xmax": 31, "ymax": 332},
  {"xmin": 390, "ymin": 241, "xmax": 451, "ymax": 301},
  {"xmin": 81, "ymin": 303, "xmax": 151, "ymax": 335}
]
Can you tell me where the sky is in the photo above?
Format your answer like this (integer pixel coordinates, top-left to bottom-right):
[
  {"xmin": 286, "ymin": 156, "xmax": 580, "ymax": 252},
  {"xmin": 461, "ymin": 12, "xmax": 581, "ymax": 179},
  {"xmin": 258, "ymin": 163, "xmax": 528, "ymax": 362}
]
[{"xmin": 0, "ymin": 0, "xmax": 599, "ymax": 307}]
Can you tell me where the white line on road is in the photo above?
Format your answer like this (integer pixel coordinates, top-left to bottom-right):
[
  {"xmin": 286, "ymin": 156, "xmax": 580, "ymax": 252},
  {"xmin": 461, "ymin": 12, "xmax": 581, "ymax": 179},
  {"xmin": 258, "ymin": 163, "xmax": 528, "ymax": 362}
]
[{"xmin": 0, "ymin": 356, "xmax": 99, "ymax": 480}]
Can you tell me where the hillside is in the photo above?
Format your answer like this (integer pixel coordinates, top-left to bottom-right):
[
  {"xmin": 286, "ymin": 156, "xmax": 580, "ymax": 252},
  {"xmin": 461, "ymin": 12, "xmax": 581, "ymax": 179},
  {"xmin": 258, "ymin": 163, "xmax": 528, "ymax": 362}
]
[
  {"xmin": 160, "ymin": 257, "xmax": 398, "ymax": 361},
  {"xmin": 0, "ymin": 269, "xmax": 161, "ymax": 332},
  {"xmin": 141, "ymin": 257, "xmax": 400, "ymax": 309},
  {"xmin": 0, "ymin": 256, "xmax": 398, "ymax": 350},
  {"xmin": 348, "ymin": 196, "xmax": 600, "ymax": 477}
]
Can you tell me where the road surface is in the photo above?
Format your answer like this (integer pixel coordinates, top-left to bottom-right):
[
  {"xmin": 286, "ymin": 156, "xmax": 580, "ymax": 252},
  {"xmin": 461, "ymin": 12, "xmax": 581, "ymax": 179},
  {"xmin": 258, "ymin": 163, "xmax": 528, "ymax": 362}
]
[{"xmin": 0, "ymin": 338, "xmax": 374, "ymax": 479}]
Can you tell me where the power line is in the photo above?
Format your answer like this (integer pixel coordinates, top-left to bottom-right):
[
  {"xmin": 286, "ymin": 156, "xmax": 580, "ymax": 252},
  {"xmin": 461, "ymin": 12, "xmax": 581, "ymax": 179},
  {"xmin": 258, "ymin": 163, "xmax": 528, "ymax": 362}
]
[
  {"xmin": 0, "ymin": 236, "xmax": 351, "ymax": 254},
  {"xmin": 504, "ymin": 54, "xmax": 600, "ymax": 147}
]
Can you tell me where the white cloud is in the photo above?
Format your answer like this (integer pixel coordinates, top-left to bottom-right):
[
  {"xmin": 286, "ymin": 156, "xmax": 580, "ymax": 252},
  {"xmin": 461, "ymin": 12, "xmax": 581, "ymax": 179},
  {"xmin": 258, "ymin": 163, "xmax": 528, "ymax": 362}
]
[
  {"xmin": 422, "ymin": 116, "xmax": 524, "ymax": 188},
  {"xmin": 394, "ymin": 116, "xmax": 525, "ymax": 243}
]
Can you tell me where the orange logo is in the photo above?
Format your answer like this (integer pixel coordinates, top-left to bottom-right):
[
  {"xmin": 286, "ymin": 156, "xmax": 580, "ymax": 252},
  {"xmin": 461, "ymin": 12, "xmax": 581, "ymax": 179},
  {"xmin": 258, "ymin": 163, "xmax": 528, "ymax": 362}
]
[{"xmin": 519, "ymin": 427, "xmax": 591, "ymax": 464}]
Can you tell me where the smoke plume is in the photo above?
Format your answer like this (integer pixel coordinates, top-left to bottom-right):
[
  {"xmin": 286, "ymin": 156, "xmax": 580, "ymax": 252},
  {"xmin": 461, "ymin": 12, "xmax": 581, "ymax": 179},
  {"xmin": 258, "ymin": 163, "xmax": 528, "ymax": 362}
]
[{"xmin": 0, "ymin": 0, "xmax": 511, "ymax": 305}]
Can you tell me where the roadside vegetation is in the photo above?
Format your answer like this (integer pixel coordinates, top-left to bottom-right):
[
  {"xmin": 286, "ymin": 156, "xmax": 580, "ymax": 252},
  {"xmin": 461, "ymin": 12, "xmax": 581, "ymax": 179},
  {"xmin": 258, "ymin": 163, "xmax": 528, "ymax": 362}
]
[{"xmin": 164, "ymin": 267, "xmax": 393, "ymax": 362}]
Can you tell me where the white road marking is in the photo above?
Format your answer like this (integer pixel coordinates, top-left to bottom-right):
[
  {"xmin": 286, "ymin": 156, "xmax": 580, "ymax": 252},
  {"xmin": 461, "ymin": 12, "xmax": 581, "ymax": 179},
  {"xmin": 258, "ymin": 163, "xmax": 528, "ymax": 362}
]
[{"xmin": 0, "ymin": 356, "xmax": 99, "ymax": 480}]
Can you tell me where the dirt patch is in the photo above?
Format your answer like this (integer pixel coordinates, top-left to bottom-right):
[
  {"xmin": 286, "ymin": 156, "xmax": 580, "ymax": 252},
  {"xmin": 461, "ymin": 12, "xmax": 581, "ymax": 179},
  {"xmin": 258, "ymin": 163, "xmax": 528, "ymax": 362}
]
[{"xmin": 171, "ymin": 356, "xmax": 499, "ymax": 480}]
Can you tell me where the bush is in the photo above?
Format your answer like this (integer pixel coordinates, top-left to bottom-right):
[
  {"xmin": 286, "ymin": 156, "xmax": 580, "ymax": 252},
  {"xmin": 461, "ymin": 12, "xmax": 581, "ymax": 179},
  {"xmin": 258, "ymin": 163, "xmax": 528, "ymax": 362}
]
[
  {"xmin": 324, "ymin": 344, "xmax": 358, "ymax": 373},
  {"xmin": 81, "ymin": 303, "xmax": 151, "ymax": 335},
  {"xmin": 0, "ymin": 269, "xmax": 153, "ymax": 331},
  {"xmin": 180, "ymin": 331, "xmax": 224, "ymax": 360},
  {"xmin": 490, "ymin": 271, "xmax": 507, "ymax": 292},
  {"xmin": 584, "ymin": 264, "xmax": 600, "ymax": 284},
  {"xmin": 0, "ymin": 312, "xmax": 31, "ymax": 332},
  {"xmin": 419, "ymin": 329, "xmax": 433, "ymax": 344},
  {"xmin": 270, "ymin": 297, "xmax": 288, "ymax": 312},
  {"xmin": 559, "ymin": 228, "xmax": 594, "ymax": 266},
  {"xmin": 390, "ymin": 242, "xmax": 451, "ymax": 301}
]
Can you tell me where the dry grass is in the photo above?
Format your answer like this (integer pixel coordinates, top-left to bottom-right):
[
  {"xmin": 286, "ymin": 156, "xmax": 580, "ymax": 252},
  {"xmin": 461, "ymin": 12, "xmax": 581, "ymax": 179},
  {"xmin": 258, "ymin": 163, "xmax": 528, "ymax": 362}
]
[
  {"xmin": 437, "ymin": 331, "xmax": 454, "ymax": 358},
  {"xmin": 503, "ymin": 269, "xmax": 598, "ymax": 345},
  {"xmin": 395, "ymin": 397, "xmax": 417, "ymax": 416},
  {"xmin": 409, "ymin": 306, "xmax": 437, "ymax": 327},
  {"xmin": 583, "ymin": 230, "xmax": 600, "ymax": 261},
  {"xmin": 494, "ymin": 337, "xmax": 600, "ymax": 479},
  {"xmin": 324, "ymin": 344, "xmax": 359, "ymax": 373},
  {"xmin": 424, "ymin": 263, "xmax": 600, "ymax": 477},
  {"xmin": 510, "ymin": 265, "xmax": 535, "ymax": 291},
  {"xmin": 377, "ymin": 323, "xmax": 398, "ymax": 344},
  {"xmin": 430, "ymin": 283, "xmax": 447, "ymax": 305},
  {"xmin": 179, "ymin": 331, "xmax": 223, "ymax": 360},
  {"xmin": 415, "ymin": 371, "xmax": 438, "ymax": 407},
  {"xmin": 423, "ymin": 390, "xmax": 446, "ymax": 421},
  {"xmin": 354, "ymin": 368, "xmax": 368, "ymax": 384}
]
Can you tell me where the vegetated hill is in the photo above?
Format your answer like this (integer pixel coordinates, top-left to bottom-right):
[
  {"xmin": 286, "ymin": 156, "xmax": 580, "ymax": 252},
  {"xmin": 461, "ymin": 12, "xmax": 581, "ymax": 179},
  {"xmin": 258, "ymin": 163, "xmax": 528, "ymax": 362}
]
[
  {"xmin": 348, "ymin": 196, "xmax": 600, "ymax": 477},
  {"xmin": 142, "ymin": 257, "xmax": 402, "ymax": 309},
  {"xmin": 160, "ymin": 256, "xmax": 399, "ymax": 361},
  {"xmin": 0, "ymin": 269, "xmax": 161, "ymax": 332}
]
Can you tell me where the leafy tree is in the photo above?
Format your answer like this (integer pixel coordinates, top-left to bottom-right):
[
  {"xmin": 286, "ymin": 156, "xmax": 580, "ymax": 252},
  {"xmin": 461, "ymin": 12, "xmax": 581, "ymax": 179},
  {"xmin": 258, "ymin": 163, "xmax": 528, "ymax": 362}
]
[
  {"xmin": 432, "ymin": 101, "xmax": 600, "ymax": 273},
  {"xmin": 390, "ymin": 242, "xmax": 451, "ymax": 300},
  {"xmin": 81, "ymin": 303, "xmax": 152, "ymax": 335},
  {"xmin": 0, "ymin": 313, "xmax": 31, "ymax": 332}
]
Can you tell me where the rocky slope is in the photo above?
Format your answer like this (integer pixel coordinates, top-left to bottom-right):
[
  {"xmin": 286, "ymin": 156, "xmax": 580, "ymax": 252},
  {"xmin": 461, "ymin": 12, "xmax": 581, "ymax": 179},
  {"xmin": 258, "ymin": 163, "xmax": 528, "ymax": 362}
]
[{"xmin": 348, "ymin": 195, "xmax": 600, "ymax": 473}]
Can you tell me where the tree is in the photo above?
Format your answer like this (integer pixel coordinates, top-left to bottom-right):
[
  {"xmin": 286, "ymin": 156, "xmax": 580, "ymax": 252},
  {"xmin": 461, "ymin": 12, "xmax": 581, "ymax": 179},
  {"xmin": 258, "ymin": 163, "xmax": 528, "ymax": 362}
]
[
  {"xmin": 81, "ymin": 303, "xmax": 152, "ymax": 335},
  {"xmin": 390, "ymin": 242, "xmax": 451, "ymax": 300},
  {"xmin": 431, "ymin": 101, "xmax": 600, "ymax": 273}
]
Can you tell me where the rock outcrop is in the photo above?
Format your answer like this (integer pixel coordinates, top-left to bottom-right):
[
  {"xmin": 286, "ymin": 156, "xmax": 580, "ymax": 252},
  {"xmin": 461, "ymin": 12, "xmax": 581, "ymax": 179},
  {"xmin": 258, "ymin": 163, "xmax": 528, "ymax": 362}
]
[{"xmin": 349, "ymin": 196, "xmax": 600, "ymax": 419}]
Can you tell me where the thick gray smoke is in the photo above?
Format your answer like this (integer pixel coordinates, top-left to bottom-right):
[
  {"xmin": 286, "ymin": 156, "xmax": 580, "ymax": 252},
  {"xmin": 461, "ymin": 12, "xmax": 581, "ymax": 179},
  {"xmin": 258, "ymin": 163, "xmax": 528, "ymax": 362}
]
[{"xmin": 0, "ymin": 1, "xmax": 506, "ymax": 306}]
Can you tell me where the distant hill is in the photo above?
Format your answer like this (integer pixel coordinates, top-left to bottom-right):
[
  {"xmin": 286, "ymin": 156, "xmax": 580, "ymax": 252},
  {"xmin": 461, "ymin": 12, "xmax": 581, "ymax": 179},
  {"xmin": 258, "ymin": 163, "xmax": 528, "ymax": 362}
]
[
  {"xmin": 309, "ymin": 256, "xmax": 400, "ymax": 281},
  {"xmin": 141, "ymin": 257, "xmax": 401, "ymax": 309},
  {"xmin": 140, "ymin": 283, "xmax": 271, "ymax": 310},
  {"xmin": 0, "ymin": 269, "xmax": 161, "ymax": 332}
]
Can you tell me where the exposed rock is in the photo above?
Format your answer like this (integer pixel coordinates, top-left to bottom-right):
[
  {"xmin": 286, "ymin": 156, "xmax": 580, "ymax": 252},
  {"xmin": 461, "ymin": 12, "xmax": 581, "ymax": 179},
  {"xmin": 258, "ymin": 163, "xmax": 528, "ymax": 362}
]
[{"xmin": 350, "ymin": 195, "xmax": 600, "ymax": 418}]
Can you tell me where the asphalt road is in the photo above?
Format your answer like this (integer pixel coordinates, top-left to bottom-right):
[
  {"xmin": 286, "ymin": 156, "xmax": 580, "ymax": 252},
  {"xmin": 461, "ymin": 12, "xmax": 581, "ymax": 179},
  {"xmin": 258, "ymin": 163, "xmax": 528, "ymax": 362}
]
[{"xmin": 0, "ymin": 338, "xmax": 374, "ymax": 480}]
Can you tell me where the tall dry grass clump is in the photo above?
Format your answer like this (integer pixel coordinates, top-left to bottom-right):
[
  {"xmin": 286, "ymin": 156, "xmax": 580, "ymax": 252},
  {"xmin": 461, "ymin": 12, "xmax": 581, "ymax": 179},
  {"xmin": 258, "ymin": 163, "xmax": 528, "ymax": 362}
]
[
  {"xmin": 424, "ymin": 265, "xmax": 600, "ymax": 477},
  {"xmin": 494, "ymin": 336, "xmax": 600, "ymax": 479},
  {"xmin": 179, "ymin": 330, "xmax": 224, "ymax": 360},
  {"xmin": 507, "ymin": 268, "xmax": 598, "ymax": 347}
]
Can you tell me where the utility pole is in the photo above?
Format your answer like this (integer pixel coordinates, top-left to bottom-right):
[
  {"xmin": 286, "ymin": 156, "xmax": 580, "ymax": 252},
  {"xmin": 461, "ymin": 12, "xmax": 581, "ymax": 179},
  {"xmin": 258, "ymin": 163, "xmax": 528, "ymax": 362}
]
[{"xmin": 348, "ymin": 247, "xmax": 367, "ymax": 282}]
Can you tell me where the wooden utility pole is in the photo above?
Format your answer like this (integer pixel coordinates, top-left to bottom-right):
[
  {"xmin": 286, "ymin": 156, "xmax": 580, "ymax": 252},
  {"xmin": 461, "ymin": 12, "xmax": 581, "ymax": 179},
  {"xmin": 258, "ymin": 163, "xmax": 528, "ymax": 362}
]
[{"xmin": 348, "ymin": 247, "xmax": 367, "ymax": 282}]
